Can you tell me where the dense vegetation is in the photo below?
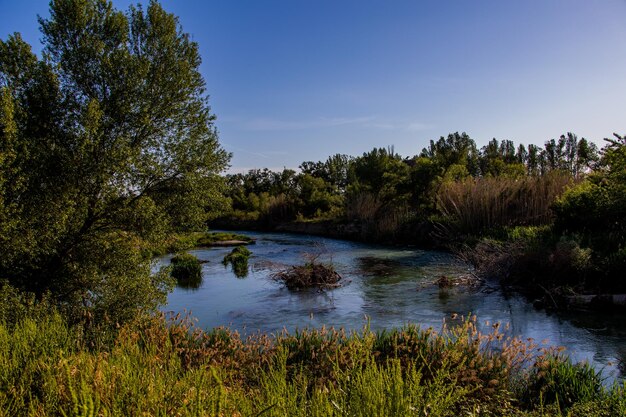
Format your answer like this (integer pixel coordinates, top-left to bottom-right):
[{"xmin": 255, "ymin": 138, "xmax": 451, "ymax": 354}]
[
  {"xmin": 1, "ymin": 286, "xmax": 624, "ymax": 416},
  {"xmin": 222, "ymin": 133, "xmax": 597, "ymax": 229},
  {"xmin": 1, "ymin": 0, "xmax": 625, "ymax": 414},
  {"xmin": 170, "ymin": 253, "xmax": 203, "ymax": 289},
  {"xmin": 218, "ymin": 132, "xmax": 626, "ymax": 297},
  {"xmin": 0, "ymin": 0, "xmax": 229, "ymax": 324},
  {"xmin": 222, "ymin": 246, "xmax": 251, "ymax": 278}
]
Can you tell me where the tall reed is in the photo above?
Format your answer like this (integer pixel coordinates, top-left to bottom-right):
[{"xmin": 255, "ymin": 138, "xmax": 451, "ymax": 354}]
[{"xmin": 437, "ymin": 172, "xmax": 573, "ymax": 236}]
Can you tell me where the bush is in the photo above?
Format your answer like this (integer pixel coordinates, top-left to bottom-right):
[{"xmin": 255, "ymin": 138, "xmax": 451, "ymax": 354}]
[
  {"xmin": 0, "ymin": 297, "xmax": 623, "ymax": 416},
  {"xmin": 523, "ymin": 355, "xmax": 602, "ymax": 411},
  {"xmin": 550, "ymin": 236, "xmax": 593, "ymax": 275},
  {"xmin": 222, "ymin": 246, "xmax": 251, "ymax": 278},
  {"xmin": 170, "ymin": 253, "xmax": 202, "ymax": 289}
]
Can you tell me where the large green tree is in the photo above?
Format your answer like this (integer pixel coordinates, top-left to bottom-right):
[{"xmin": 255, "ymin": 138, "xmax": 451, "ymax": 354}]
[{"xmin": 0, "ymin": 0, "xmax": 229, "ymax": 323}]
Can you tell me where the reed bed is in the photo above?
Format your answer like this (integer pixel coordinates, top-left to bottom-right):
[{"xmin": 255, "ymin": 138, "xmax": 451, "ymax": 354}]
[{"xmin": 437, "ymin": 172, "xmax": 574, "ymax": 236}]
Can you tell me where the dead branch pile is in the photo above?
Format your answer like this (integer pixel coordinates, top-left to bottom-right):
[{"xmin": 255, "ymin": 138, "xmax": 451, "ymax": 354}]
[{"xmin": 272, "ymin": 263, "xmax": 342, "ymax": 290}]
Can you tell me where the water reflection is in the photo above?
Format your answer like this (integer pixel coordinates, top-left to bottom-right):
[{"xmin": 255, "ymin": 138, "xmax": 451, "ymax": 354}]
[{"xmin": 161, "ymin": 230, "xmax": 626, "ymax": 381}]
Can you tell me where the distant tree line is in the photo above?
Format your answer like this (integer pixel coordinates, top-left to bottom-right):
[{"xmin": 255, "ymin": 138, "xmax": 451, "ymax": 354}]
[
  {"xmin": 221, "ymin": 131, "xmax": 626, "ymax": 293},
  {"xmin": 222, "ymin": 132, "xmax": 599, "ymax": 225}
]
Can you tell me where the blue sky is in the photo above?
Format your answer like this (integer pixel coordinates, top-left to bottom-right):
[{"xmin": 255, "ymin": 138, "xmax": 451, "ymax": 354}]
[{"xmin": 2, "ymin": 1, "xmax": 625, "ymax": 172}]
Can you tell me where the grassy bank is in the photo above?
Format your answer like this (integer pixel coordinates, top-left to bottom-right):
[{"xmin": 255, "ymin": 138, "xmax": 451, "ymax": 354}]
[
  {"xmin": 149, "ymin": 231, "xmax": 255, "ymax": 256},
  {"xmin": 1, "ymin": 286, "xmax": 624, "ymax": 416}
]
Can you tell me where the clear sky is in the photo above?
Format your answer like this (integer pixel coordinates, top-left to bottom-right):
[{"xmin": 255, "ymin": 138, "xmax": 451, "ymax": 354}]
[{"xmin": 2, "ymin": 0, "xmax": 625, "ymax": 172}]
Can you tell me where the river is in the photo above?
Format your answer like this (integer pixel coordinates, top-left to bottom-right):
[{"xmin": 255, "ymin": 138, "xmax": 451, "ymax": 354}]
[{"xmin": 161, "ymin": 230, "xmax": 626, "ymax": 381}]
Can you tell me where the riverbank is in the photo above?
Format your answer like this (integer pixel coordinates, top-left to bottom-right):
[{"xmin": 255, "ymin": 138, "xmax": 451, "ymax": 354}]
[
  {"xmin": 210, "ymin": 217, "xmax": 442, "ymax": 248},
  {"xmin": 1, "ymin": 285, "xmax": 623, "ymax": 416},
  {"xmin": 149, "ymin": 231, "xmax": 255, "ymax": 256}
]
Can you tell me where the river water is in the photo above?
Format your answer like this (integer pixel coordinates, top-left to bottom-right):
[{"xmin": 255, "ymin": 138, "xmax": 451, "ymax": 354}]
[{"xmin": 161, "ymin": 230, "xmax": 626, "ymax": 381}]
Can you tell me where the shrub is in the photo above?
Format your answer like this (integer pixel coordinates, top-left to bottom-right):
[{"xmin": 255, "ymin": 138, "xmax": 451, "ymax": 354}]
[
  {"xmin": 222, "ymin": 246, "xmax": 251, "ymax": 278},
  {"xmin": 170, "ymin": 253, "xmax": 202, "ymax": 288},
  {"xmin": 523, "ymin": 355, "xmax": 602, "ymax": 411},
  {"xmin": 550, "ymin": 236, "xmax": 593, "ymax": 275},
  {"xmin": 0, "ymin": 297, "xmax": 623, "ymax": 416}
]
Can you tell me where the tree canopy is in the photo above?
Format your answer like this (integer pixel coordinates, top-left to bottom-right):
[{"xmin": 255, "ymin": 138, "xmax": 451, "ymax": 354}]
[{"xmin": 0, "ymin": 0, "xmax": 229, "ymax": 323}]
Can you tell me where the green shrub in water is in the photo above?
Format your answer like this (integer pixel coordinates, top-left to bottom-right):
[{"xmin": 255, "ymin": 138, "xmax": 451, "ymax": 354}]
[
  {"xmin": 170, "ymin": 253, "xmax": 202, "ymax": 288},
  {"xmin": 222, "ymin": 246, "xmax": 251, "ymax": 278}
]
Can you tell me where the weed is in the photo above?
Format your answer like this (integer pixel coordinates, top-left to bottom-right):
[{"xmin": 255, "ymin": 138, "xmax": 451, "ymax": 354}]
[
  {"xmin": 222, "ymin": 246, "xmax": 252, "ymax": 278},
  {"xmin": 170, "ymin": 253, "xmax": 203, "ymax": 288}
]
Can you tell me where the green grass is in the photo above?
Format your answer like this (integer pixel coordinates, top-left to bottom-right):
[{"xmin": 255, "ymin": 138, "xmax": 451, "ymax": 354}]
[
  {"xmin": 171, "ymin": 253, "xmax": 203, "ymax": 288},
  {"xmin": 222, "ymin": 246, "xmax": 251, "ymax": 278},
  {"xmin": 149, "ymin": 231, "xmax": 255, "ymax": 256},
  {"xmin": 0, "ymin": 286, "xmax": 624, "ymax": 416},
  {"xmin": 196, "ymin": 232, "xmax": 254, "ymax": 246}
]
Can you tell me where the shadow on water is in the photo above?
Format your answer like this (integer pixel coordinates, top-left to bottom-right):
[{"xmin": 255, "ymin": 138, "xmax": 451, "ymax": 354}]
[
  {"xmin": 161, "ymin": 230, "xmax": 626, "ymax": 381},
  {"xmin": 357, "ymin": 256, "xmax": 403, "ymax": 276}
]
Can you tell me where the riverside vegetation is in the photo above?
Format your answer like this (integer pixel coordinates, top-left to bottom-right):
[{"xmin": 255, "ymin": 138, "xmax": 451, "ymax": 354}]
[
  {"xmin": 222, "ymin": 246, "xmax": 251, "ymax": 278},
  {"xmin": 1, "ymin": 0, "xmax": 625, "ymax": 415},
  {"xmin": 170, "ymin": 254, "xmax": 203, "ymax": 289},
  {"xmin": 217, "ymin": 133, "xmax": 626, "ymax": 304},
  {"xmin": 1, "ymin": 284, "xmax": 625, "ymax": 416}
]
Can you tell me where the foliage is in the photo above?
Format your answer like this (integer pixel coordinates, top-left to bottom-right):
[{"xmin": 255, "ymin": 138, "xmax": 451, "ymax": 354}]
[
  {"xmin": 170, "ymin": 253, "xmax": 202, "ymax": 289},
  {"xmin": 222, "ymin": 246, "xmax": 251, "ymax": 278},
  {"xmin": 1, "ymin": 293, "xmax": 624, "ymax": 416},
  {"xmin": 348, "ymin": 146, "xmax": 410, "ymax": 202},
  {"xmin": 420, "ymin": 132, "xmax": 480, "ymax": 178},
  {"xmin": 219, "ymin": 132, "xmax": 597, "ymax": 238},
  {"xmin": 551, "ymin": 133, "xmax": 626, "ymax": 291},
  {"xmin": 0, "ymin": 0, "xmax": 229, "ymax": 322},
  {"xmin": 300, "ymin": 153, "xmax": 352, "ymax": 192},
  {"xmin": 523, "ymin": 355, "xmax": 602, "ymax": 411},
  {"xmin": 196, "ymin": 232, "xmax": 254, "ymax": 246}
]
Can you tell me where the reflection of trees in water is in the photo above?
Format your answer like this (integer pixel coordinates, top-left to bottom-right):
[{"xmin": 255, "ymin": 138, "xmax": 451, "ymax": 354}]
[
  {"xmin": 176, "ymin": 277, "xmax": 203, "ymax": 291},
  {"xmin": 492, "ymin": 299, "xmax": 626, "ymax": 379}
]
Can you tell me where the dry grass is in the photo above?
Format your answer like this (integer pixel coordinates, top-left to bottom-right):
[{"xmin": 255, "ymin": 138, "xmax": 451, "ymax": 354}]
[
  {"xmin": 437, "ymin": 172, "xmax": 574, "ymax": 236},
  {"xmin": 345, "ymin": 192, "xmax": 414, "ymax": 239},
  {"xmin": 346, "ymin": 192, "xmax": 384, "ymax": 223}
]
